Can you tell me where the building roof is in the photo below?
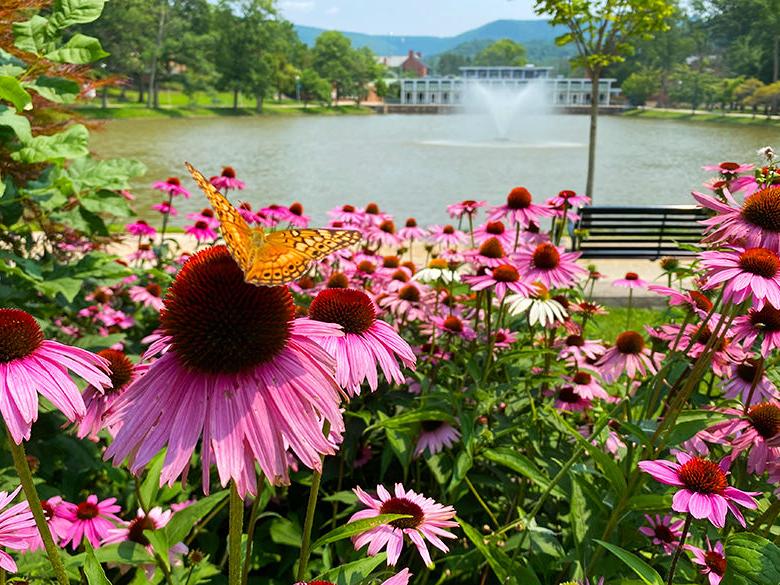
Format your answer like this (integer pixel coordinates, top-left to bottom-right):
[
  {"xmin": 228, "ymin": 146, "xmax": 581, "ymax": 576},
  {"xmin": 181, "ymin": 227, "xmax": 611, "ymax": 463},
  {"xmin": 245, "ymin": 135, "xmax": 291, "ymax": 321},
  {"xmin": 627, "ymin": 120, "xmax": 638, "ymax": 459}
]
[{"xmin": 377, "ymin": 55, "xmax": 411, "ymax": 68}]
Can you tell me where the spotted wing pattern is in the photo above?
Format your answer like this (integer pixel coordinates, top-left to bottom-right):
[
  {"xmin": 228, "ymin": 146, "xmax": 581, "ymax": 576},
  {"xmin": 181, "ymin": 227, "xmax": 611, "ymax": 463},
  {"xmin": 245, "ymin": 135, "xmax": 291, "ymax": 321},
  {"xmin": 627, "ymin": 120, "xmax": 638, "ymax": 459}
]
[
  {"xmin": 243, "ymin": 242, "xmax": 314, "ymax": 285},
  {"xmin": 185, "ymin": 162, "xmax": 253, "ymax": 273},
  {"xmin": 265, "ymin": 228, "xmax": 362, "ymax": 261}
]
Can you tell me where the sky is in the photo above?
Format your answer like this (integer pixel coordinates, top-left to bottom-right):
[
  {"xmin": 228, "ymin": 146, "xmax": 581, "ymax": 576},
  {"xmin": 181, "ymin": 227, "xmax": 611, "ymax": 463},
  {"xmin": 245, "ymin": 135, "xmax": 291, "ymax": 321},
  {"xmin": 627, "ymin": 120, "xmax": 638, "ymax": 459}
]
[{"xmin": 277, "ymin": 0, "xmax": 542, "ymax": 37}]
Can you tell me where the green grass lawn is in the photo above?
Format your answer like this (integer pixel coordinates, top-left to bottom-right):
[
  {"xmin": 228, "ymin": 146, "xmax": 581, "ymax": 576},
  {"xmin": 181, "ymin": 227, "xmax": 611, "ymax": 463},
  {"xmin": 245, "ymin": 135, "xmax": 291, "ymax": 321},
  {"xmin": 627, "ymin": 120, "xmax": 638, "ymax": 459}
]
[
  {"xmin": 584, "ymin": 306, "xmax": 669, "ymax": 342},
  {"xmin": 623, "ymin": 107, "xmax": 780, "ymax": 127},
  {"xmin": 75, "ymin": 87, "xmax": 374, "ymax": 119}
]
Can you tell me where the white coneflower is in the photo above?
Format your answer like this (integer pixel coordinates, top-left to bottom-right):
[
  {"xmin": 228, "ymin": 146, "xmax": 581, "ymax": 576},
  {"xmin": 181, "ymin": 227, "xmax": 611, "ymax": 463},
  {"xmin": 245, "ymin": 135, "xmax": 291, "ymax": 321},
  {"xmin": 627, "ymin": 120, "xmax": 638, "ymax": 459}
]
[
  {"xmin": 506, "ymin": 284, "xmax": 567, "ymax": 327},
  {"xmin": 413, "ymin": 258, "xmax": 463, "ymax": 284}
]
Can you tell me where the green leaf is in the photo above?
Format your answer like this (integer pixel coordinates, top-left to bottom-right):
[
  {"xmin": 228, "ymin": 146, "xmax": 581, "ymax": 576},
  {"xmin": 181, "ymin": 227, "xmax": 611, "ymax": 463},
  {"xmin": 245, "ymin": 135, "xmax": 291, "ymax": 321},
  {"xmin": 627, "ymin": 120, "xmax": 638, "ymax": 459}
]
[
  {"xmin": 460, "ymin": 518, "xmax": 539, "ymax": 584},
  {"xmin": 144, "ymin": 529, "xmax": 170, "ymax": 569},
  {"xmin": 722, "ymin": 532, "xmax": 780, "ymax": 585},
  {"xmin": 45, "ymin": 34, "xmax": 108, "ymax": 65},
  {"xmin": 27, "ymin": 76, "xmax": 80, "ymax": 103},
  {"xmin": 314, "ymin": 553, "xmax": 387, "ymax": 585},
  {"xmin": 37, "ymin": 276, "xmax": 83, "ymax": 302},
  {"xmin": 139, "ymin": 451, "xmax": 165, "ymax": 508},
  {"xmin": 483, "ymin": 448, "xmax": 564, "ymax": 498},
  {"xmin": 12, "ymin": 124, "xmax": 89, "ymax": 163},
  {"xmin": 310, "ymin": 514, "xmax": 412, "ymax": 551},
  {"xmin": 366, "ymin": 409, "xmax": 455, "ymax": 430},
  {"xmin": 13, "ymin": 16, "xmax": 50, "ymax": 55},
  {"xmin": 0, "ymin": 76, "xmax": 31, "ymax": 111},
  {"xmin": 594, "ymin": 540, "xmax": 663, "ymax": 585},
  {"xmin": 47, "ymin": 0, "xmax": 107, "ymax": 33},
  {"xmin": 270, "ymin": 517, "xmax": 302, "ymax": 547},
  {"xmin": 0, "ymin": 105, "xmax": 32, "ymax": 142},
  {"xmin": 92, "ymin": 542, "xmax": 153, "ymax": 565},
  {"xmin": 165, "ymin": 491, "xmax": 228, "ymax": 544},
  {"xmin": 627, "ymin": 494, "xmax": 673, "ymax": 512},
  {"xmin": 83, "ymin": 542, "xmax": 111, "ymax": 585}
]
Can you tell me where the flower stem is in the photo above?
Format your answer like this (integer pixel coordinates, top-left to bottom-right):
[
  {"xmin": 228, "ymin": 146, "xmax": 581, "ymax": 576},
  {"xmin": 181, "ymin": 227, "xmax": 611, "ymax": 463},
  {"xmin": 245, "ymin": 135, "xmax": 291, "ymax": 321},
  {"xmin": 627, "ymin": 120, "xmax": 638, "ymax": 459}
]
[
  {"xmin": 228, "ymin": 481, "xmax": 244, "ymax": 585},
  {"xmin": 667, "ymin": 513, "xmax": 692, "ymax": 585},
  {"xmin": 241, "ymin": 476, "xmax": 265, "ymax": 585},
  {"xmin": 297, "ymin": 421, "xmax": 331, "ymax": 582},
  {"xmin": 5, "ymin": 430, "xmax": 69, "ymax": 585},
  {"xmin": 626, "ymin": 288, "xmax": 633, "ymax": 329}
]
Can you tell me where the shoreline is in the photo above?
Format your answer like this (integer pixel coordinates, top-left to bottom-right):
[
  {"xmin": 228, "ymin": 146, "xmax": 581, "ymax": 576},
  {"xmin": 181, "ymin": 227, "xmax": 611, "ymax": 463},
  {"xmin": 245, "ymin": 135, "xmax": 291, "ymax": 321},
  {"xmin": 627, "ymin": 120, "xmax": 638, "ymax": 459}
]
[
  {"xmin": 74, "ymin": 103, "xmax": 376, "ymax": 120},
  {"xmin": 622, "ymin": 107, "xmax": 780, "ymax": 127}
]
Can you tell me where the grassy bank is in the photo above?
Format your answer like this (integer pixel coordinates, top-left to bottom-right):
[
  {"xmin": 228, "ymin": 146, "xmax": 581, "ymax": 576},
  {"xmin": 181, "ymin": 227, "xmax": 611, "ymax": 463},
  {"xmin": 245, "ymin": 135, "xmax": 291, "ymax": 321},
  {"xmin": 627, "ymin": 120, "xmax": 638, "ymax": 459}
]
[
  {"xmin": 623, "ymin": 107, "xmax": 780, "ymax": 127},
  {"xmin": 74, "ymin": 87, "xmax": 375, "ymax": 119}
]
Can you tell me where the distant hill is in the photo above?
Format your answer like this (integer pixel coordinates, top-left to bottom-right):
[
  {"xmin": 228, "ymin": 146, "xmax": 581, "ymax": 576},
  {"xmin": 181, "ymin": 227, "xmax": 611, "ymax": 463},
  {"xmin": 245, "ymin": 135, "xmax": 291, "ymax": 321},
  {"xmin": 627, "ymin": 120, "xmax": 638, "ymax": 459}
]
[{"xmin": 294, "ymin": 19, "xmax": 571, "ymax": 63}]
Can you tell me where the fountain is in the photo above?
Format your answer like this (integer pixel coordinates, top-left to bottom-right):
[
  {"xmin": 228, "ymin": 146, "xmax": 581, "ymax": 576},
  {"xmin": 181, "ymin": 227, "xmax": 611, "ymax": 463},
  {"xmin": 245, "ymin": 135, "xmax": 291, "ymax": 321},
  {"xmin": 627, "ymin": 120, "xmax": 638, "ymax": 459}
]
[{"xmin": 462, "ymin": 82, "xmax": 550, "ymax": 141}]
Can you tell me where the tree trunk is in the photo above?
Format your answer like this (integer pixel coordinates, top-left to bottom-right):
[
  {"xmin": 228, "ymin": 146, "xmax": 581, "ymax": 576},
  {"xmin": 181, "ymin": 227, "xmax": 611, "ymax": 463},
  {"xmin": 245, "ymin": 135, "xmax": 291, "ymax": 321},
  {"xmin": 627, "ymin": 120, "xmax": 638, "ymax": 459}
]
[
  {"xmin": 585, "ymin": 70, "xmax": 600, "ymax": 200},
  {"xmin": 101, "ymin": 87, "xmax": 108, "ymax": 109},
  {"xmin": 147, "ymin": 0, "xmax": 167, "ymax": 108},
  {"xmin": 153, "ymin": 84, "xmax": 160, "ymax": 108},
  {"xmin": 137, "ymin": 77, "xmax": 144, "ymax": 103},
  {"xmin": 255, "ymin": 95, "xmax": 263, "ymax": 113},
  {"xmin": 233, "ymin": 88, "xmax": 239, "ymax": 110},
  {"xmin": 774, "ymin": 35, "xmax": 779, "ymax": 83}
]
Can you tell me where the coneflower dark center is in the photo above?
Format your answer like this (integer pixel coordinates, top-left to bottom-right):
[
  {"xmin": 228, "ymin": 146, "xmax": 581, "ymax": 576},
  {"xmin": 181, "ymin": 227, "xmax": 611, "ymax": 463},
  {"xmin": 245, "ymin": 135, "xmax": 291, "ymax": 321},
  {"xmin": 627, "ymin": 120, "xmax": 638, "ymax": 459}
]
[
  {"xmin": 309, "ymin": 289, "xmax": 375, "ymax": 334},
  {"xmin": 748, "ymin": 403, "xmax": 780, "ymax": 438},
  {"xmin": 479, "ymin": 237, "xmax": 505, "ymax": 259},
  {"xmin": 532, "ymin": 244, "xmax": 560, "ymax": 270},
  {"xmin": 398, "ymin": 285, "xmax": 421, "ymax": 302},
  {"xmin": 379, "ymin": 497, "xmax": 424, "ymax": 529},
  {"xmin": 653, "ymin": 524, "xmax": 675, "ymax": 543},
  {"xmin": 741, "ymin": 187, "xmax": 780, "ymax": 232},
  {"xmin": 127, "ymin": 514, "xmax": 156, "ymax": 546},
  {"xmin": 749, "ymin": 304, "xmax": 780, "ymax": 331},
  {"xmin": 327, "ymin": 272, "xmax": 349, "ymax": 288},
  {"xmin": 573, "ymin": 371, "xmax": 592, "ymax": 385},
  {"xmin": 492, "ymin": 264, "xmax": 519, "ymax": 282},
  {"xmin": 76, "ymin": 501, "xmax": 100, "ymax": 520},
  {"xmin": 616, "ymin": 331, "xmax": 645, "ymax": 355},
  {"xmin": 678, "ymin": 458, "xmax": 728, "ymax": 494},
  {"xmin": 443, "ymin": 316, "xmax": 463, "ymax": 332},
  {"xmin": 486, "ymin": 221, "xmax": 505, "ymax": 235},
  {"xmin": 98, "ymin": 349, "xmax": 134, "ymax": 393},
  {"xmin": 507, "ymin": 187, "xmax": 532, "ymax": 209},
  {"xmin": 566, "ymin": 334, "xmax": 585, "ymax": 347},
  {"xmin": 0, "ymin": 309, "xmax": 44, "ymax": 363},
  {"xmin": 421, "ymin": 420, "xmax": 445, "ymax": 432},
  {"xmin": 704, "ymin": 551, "xmax": 727, "ymax": 576},
  {"xmin": 161, "ymin": 246, "xmax": 293, "ymax": 374},
  {"xmin": 740, "ymin": 247, "xmax": 780, "ymax": 278}
]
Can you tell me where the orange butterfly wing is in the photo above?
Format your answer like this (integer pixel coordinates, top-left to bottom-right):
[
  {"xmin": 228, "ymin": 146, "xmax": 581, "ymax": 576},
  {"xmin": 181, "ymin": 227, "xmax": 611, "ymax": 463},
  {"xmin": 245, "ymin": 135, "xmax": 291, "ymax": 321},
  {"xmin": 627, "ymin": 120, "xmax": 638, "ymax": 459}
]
[
  {"xmin": 184, "ymin": 162, "xmax": 253, "ymax": 273},
  {"xmin": 266, "ymin": 228, "xmax": 362, "ymax": 261}
]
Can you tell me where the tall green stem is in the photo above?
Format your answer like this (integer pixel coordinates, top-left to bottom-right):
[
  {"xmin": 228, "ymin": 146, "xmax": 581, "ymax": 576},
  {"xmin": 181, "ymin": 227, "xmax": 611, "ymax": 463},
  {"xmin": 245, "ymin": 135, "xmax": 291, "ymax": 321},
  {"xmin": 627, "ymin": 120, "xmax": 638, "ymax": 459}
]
[
  {"xmin": 5, "ymin": 430, "xmax": 69, "ymax": 585},
  {"xmin": 228, "ymin": 482, "xmax": 244, "ymax": 585},
  {"xmin": 667, "ymin": 513, "xmax": 692, "ymax": 585},
  {"xmin": 241, "ymin": 477, "xmax": 265, "ymax": 585},
  {"xmin": 297, "ymin": 421, "xmax": 331, "ymax": 582}
]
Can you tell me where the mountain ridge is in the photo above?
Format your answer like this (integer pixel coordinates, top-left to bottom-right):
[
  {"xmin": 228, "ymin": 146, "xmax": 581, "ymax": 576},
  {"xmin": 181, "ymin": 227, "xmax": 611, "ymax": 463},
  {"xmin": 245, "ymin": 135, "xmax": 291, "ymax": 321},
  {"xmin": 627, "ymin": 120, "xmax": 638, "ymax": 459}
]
[{"xmin": 293, "ymin": 19, "xmax": 570, "ymax": 60}]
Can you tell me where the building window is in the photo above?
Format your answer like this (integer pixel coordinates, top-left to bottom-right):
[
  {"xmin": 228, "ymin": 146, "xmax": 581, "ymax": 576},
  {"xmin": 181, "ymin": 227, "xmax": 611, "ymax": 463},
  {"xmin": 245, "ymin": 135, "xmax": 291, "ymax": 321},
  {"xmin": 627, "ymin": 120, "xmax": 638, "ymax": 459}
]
[
  {"xmin": 430, "ymin": 93, "xmax": 436, "ymax": 103},
  {"xmin": 572, "ymin": 94, "xmax": 578, "ymax": 104},
  {"xmin": 442, "ymin": 92, "xmax": 449, "ymax": 103},
  {"xmin": 418, "ymin": 92, "xmax": 424, "ymax": 103},
  {"xmin": 405, "ymin": 92, "xmax": 411, "ymax": 103}
]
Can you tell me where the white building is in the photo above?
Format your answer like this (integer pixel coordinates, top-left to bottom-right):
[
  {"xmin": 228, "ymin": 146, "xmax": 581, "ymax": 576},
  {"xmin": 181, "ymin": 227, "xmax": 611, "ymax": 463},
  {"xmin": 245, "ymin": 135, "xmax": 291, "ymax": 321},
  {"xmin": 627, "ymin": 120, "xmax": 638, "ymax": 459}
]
[{"xmin": 399, "ymin": 65, "xmax": 619, "ymax": 107}]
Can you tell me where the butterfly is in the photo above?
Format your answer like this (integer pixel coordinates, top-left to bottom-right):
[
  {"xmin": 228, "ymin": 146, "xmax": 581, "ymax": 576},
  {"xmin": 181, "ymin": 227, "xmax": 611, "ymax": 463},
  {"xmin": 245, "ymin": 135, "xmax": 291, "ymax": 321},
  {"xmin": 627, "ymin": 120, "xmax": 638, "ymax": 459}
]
[{"xmin": 185, "ymin": 162, "xmax": 361, "ymax": 286}]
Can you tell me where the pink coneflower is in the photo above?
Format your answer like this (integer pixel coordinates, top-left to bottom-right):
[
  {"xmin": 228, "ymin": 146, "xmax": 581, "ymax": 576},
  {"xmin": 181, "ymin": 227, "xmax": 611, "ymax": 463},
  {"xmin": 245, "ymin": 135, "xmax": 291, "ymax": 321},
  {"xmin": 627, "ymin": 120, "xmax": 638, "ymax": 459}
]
[
  {"xmin": 380, "ymin": 283, "xmax": 429, "ymax": 322},
  {"xmin": 102, "ymin": 507, "xmax": 188, "ymax": 577},
  {"xmin": 29, "ymin": 496, "xmax": 70, "ymax": 551},
  {"xmin": 551, "ymin": 385, "xmax": 592, "ymax": 411},
  {"xmin": 128, "ymin": 243, "xmax": 157, "ymax": 263},
  {"xmin": 428, "ymin": 224, "xmax": 467, "ymax": 248},
  {"xmin": 210, "ymin": 166, "xmax": 245, "ymax": 191},
  {"xmin": 126, "ymin": 220, "xmax": 156, "ymax": 237},
  {"xmin": 613, "ymin": 272, "xmax": 647, "ymax": 288},
  {"xmin": 700, "ymin": 247, "xmax": 780, "ymax": 309},
  {"xmin": 464, "ymin": 237, "xmax": 512, "ymax": 268},
  {"xmin": 693, "ymin": 187, "xmax": 780, "ymax": 249},
  {"xmin": 463, "ymin": 264, "xmax": 535, "ymax": 301},
  {"xmin": 103, "ymin": 246, "xmax": 344, "ymax": 495},
  {"xmin": 129, "ymin": 283, "xmax": 165, "ymax": 311},
  {"xmin": 638, "ymin": 514, "xmax": 684, "ymax": 554},
  {"xmin": 686, "ymin": 539, "xmax": 727, "ymax": 585},
  {"xmin": 566, "ymin": 371, "xmax": 609, "ymax": 400},
  {"xmin": 152, "ymin": 201, "xmax": 177, "ymax": 216},
  {"xmin": 492, "ymin": 328, "xmax": 517, "ymax": 349},
  {"xmin": 731, "ymin": 304, "xmax": 780, "ymax": 356},
  {"xmin": 186, "ymin": 208, "xmax": 219, "ymax": 228},
  {"xmin": 648, "ymin": 285, "xmax": 713, "ymax": 316},
  {"xmin": 596, "ymin": 331, "xmax": 659, "ymax": 383},
  {"xmin": 547, "ymin": 189, "xmax": 591, "ymax": 208},
  {"xmin": 58, "ymin": 495, "xmax": 122, "ymax": 549},
  {"xmin": 638, "ymin": 452, "xmax": 758, "ymax": 528},
  {"xmin": 368, "ymin": 220, "xmax": 401, "ymax": 248},
  {"xmin": 473, "ymin": 220, "xmax": 514, "ymax": 249},
  {"xmin": 398, "ymin": 218, "xmax": 427, "ymax": 241},
  {"xmin": 703, "ymin": 161, "xmax": 754, "ymax": 176},
  {"xmin": 515, "ymin": 243, "xmax": 585, "ymax": 289},
  {"xmin": 488, "ymin": 186, "xmax": 554, "ymax": 228},
  {"xmin": 447, "ymin": 199, "xmax": 486, "ymax": 219},
  {"xmin": 556, "ymin": 334, "xmax": 605, "ymax": 364},
  {"xmin": 329, "ymin": 204, "xmax": 365, "ymax": 225},
  {"xmin": 307, "ymin": 289, "xmax": 416, "ymax": 396},
  {"xmin": 655, "ymin": 322, "xmax": 742, "ymax": 377},
  {"xmin": 722, "ymin": 358, "xmax": 778, "ymax": 404},
  {"xmin": 185, "ymin": 220, "xmax": 218, "ymax": 243},
  {"xmin": 295, "ymin": 569, "xmax": 411, "ymax": 585},
  {"xmin": 414, "ymin": 421, "xmax": 460, "ymax": 457},
  {"xmin": 260, "ymin": 204, "xmax": 296, "ymax": 226},
  {"xmin": 0, "ymin": 486, "xmax": 37, "ymax": 571},
  {"xmin": 152, "ymin": 177, "xmax": 190, "ymax": 198},
  {"xmin": 237, "ymin": 202, "xmax": 263, "ymax": 225},
  {"xmin": 702, "ymin": 403, "xmax": 780, "ymax": 474},
  {"xmin": 430, "ymin": 315, "xmax": 476, "ymax": 341},
  {"xmin": 350, "ymin": 483, "xmax": 458, "ymax": 567},
  {"xmin": 288, "ymin": 202, "xmax": 310, "ymax": 227},
  {"xmin": 0, "ymin": 309, "xmax": 111, "ymax": 443},
  {"xmin": 78, "ymin": 350, "xmax": 146, "ymax": 441}
]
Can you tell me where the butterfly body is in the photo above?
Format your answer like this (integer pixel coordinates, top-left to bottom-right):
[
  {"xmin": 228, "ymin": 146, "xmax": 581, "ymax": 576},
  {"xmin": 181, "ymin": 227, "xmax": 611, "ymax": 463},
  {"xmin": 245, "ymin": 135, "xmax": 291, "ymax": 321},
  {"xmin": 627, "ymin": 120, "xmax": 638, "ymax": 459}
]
[{"xmin": 185, "ymin": 162, "xmax": 361, "ymax": 286}]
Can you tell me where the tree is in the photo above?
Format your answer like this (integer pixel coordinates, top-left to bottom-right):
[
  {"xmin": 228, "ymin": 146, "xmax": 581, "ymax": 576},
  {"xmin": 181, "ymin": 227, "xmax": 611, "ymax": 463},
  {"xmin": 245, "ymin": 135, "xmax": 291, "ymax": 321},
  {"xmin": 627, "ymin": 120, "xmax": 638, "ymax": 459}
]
[
  {"xmin": 735, "ymin": 78, "xmax": 764, "ymax": 114},
  {"xmin": 349, "ymin": 47, "xmax": 381, "ymax": 104},
  {"xmin": 435, "ymin": 52, "xmax": 471, "ymax": 76},
  {"xmin": 746, "ymin": 81, "xmax": 780, "ymax": 117},
  {"xmin": 312, "ymin": 31, "xmax": 353, "ymax": 104},
  {"xmin": 474, "ymin": 39, "xmax": 528, "ymax": 66},
  {"xmin": 535, "ymin": 0, "xmax": 675, "ymax": 199},
  {"xmin": 621, "ymin": 68, "xmax": 659, "ymax": 105},
  {"xmin": 298, "ymin": 68, "xmax": 331, "ymax": 106}
]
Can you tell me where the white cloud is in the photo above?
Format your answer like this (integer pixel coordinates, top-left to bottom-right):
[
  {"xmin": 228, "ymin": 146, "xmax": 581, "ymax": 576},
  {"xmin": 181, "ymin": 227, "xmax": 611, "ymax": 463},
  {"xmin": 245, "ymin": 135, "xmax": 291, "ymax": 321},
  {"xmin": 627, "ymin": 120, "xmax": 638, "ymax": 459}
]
[{"xmin": 278, "ymin": 0, "xmax": 316, "ymax": 12}]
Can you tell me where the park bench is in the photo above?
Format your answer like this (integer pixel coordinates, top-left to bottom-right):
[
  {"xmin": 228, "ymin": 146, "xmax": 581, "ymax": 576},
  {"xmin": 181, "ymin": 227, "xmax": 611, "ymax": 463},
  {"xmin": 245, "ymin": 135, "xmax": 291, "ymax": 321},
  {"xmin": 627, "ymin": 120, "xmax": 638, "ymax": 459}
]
[{"xmin": 571, "ymin": 205, "xmax": 708, "ymax": 259}]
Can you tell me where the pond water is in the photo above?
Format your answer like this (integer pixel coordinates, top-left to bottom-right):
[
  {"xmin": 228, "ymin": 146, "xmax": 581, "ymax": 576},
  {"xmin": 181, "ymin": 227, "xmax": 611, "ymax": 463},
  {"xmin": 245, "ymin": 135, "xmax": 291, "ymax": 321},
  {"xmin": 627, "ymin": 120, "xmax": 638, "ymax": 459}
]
[{"xmin": 89, "ymin": 112, "xmax": 780, "ymax": 225}]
